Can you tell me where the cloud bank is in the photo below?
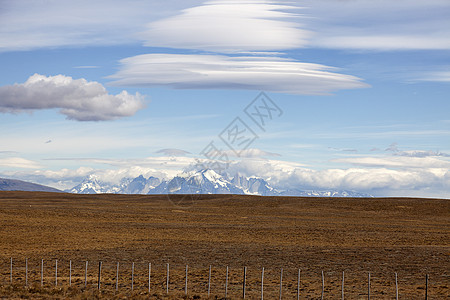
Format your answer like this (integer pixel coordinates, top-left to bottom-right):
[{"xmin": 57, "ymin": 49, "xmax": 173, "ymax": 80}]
[
  {"xmin": 0, "ymin": 74, "xmax": 145, "ymax": 121},
  {"xmin": 4, "ymin": 148, "xmax": 449, "ymax": 197},
  {"xmin": 110, "ymin": 54, "xmax": 368, "ymax": 94}
]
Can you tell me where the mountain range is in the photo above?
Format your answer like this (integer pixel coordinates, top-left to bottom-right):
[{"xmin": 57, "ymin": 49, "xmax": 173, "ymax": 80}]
[{"xmin": 68, "ymin": 169, "xmax": 372, "ymax": 197}]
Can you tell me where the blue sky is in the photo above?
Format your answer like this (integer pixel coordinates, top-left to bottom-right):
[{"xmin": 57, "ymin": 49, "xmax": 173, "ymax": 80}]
[{"xmin": 0, "ymin": 0, "xmax": 449, "ymax": 197}]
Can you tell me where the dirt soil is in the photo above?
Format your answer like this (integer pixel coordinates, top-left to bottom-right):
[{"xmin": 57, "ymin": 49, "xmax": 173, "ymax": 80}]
[{"xmin": 0, "ymin": 191, "xmax": 448, "ymax": 299}]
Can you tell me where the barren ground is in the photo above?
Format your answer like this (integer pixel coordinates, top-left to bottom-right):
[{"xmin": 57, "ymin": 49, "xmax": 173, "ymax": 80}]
[{"xmin": 0, "ymin": 191, "xmax": 448, "ymax": 299}]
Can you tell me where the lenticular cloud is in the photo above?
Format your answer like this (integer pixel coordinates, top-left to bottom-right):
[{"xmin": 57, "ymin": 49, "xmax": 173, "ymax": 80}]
[
  {"xmin": 110, "ymin": 54, "xmax": 368, "ymax": 94},
  {"xmin": 142, "ymin": 0, "xmax": 309, "ymax": 52},
  {"xmin": 0, "ymin": 74, "xmax": 145, "ymax": 121}
]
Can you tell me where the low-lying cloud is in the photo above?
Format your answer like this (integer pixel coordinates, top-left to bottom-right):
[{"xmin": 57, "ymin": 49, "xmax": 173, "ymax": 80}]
[
  {"xmin": 3, "ymin": 152, "xmax": 450, "ymax": 197},
  {"xmin": 0, "ymin": 74, "xmax": 145, "ymax": 121}
]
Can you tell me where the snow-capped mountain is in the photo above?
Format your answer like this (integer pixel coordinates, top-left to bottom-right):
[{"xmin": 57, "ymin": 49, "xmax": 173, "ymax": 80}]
[
  {"xmin": 230, "ymin": 173, "xmax": 278, "ymax": 196},
  {"xmin": 69, "ymin": 174, "xmax": 160, "ymax": 194},
  {"xmin": 154, "ymin": 169, "xmax": 244, "ymax": 195},
  {"xmin": 68, "ymin": 169, "xmax": 373, "ymax": 197},
  {"xmin": 69, "ymin": 174, "xmax": 109, "ymax": 194},
  {"xmin": 121, "ymin": 175, "xmax": 160, "ymax": 194}
]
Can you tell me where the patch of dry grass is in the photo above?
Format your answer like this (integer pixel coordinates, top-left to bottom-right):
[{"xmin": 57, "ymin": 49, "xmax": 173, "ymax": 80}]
[{"xmin": 0, "ymin": 192, "xmax": 448, "ymax": 298}]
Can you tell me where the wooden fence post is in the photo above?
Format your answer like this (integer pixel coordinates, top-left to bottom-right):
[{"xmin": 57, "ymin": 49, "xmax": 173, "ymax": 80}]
[
  {"xmin": 185, "ymin": 265, "xmax": 188, "ymax": 295},
  {"xmin": 225, "ymin": 266, "xmax": 229, "ymax": 298},
  {"xmin": 25, "ymin": 258, "xmax": 28, "ymax": 287},
  {"xmin": 55, "ymin": 259, "xmax": 58, "ymax": 286},
  {"xmin": 243, "ymin": 266, "xmax": 247, "ymax": 299},
  {"xmin": 69, "ymin": 260, "xmax": 72, "ymax": 286},
  {"xmin": 10, "ymin": 257, "xmax": 12, "ymax": 284},
  {"xmin": 85, "ymin": 261, "xmax": 88, "ymax": 288},
  {"xmin": 395, "ymin": 272, "xmax": 398, "ymax": 300},
  {"xmin": 166, "ymin": 263, "xmax": 169, "ymax": 294},
  {"xmin": 368, "ymin": 272, "xmax": 371, "ymax": 300},
  {"xmin": 131, "ymin": 262, "xmax": 135, "ymax": 291},
  {"xmin": 342, "ymin": 271, "xmax": 345, "ymax": 300},
  {"xmin": 41, "ymin": 259, "xmax": 43, "ymax": 287},
  {"xmin": 116, "ymin": 262, "xmax": 119, "ymax": 292},
  {"xmin": 208, "ymin": 265, "xmax": 212, "ymax": 297},
  {"xmin": 279, "ymin": 268, "xmax": 283, "ymax": 300},
  {"xmin": 321, "ymin": 271, "xmax": 324, "ymax": 300},
  {"xmin": 98, "ymin": 261, "xmax": 102, "ymax": 290},
  {"xmin": 425, "ymin": 274, "xmax": 428, "ymax": 300},
  {"xmin": 148, "ymin": 263, "xmax": 151, "ymax": 294},
  {"xmin": 297, "ymin": 269, "xmax": 301, "ymax": 300},
  {"xmin": 261, "ymin": 267, "xmax": 264, "ymax": 300}
]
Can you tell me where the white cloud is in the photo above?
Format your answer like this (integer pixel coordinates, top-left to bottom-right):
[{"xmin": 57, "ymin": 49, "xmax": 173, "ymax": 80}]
[
  {"xmin": 0, "ymin": 157, "xmax": 41, "ymax": 169},
  {"xmin": 395, "ymin": 150, "xmax": 450, "ymax": 158},
  {"xmin": 333, "ymin": 156, "xmax": 450, "ymax": 169},
  {"xmin": 218, "ymin": 148, "xmax": 281, "ymax": 158},
  {"xmin": 304, "ymin": 0, "xmax": 450, "ymax": 51},
  {"xmin": 0, "ymin": 0, "xmax": 204, "ymax": 52},
  {"xmin": 183, "ymin": 156, "xmax": 449, "ymax": 197},
  {"xmin": 110, "ymin": 54, "xmax": 368, "ymax": 94},
  {"xmin": 212, "ymin": 158, "xmax": 450, "ymax": 197},
  {"xmin": 1, "ymin": 0, "xmax": 448, "ymax": 54},
  {"xmin": 283, "ymin": 168, "xmax": 449, "ymax": 194},
  {"xmin": 417, "ymin": 71, "xmax": 450, "ymax": 83},
  {"xmin": 3, "ymin": 153, "xmax": 450, "ymax": 197},
  {"xmin": 142, "ymin": 0, "xmax": 309, "ymax": 52},
  {"xmin": 156, "ymin": 149, "xmax": 192, "ymax": 156},
  {"xmin": 0, "ymin": 74, "xmax": 145, "ymax": 121},
  {"xmin": 314, "ymin": 36, "xmax": 450, "ymax": 51}
]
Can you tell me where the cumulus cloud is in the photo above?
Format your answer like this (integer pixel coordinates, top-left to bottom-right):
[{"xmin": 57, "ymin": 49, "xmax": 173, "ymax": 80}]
[
  {"xmin": 142, "ymin": 0, "xmax": 308, "ymax": 52},
  {"xmin": 0, "ymin": 74, "xmax": 145, "ymax": 121},
  {"xmin": 110, "ymin": 54, "xmax": 368, "ymax": 94}
]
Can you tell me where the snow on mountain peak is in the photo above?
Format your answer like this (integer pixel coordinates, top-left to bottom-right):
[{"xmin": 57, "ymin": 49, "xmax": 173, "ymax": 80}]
[{"xmin": 68, "ymin": 169, "xmax": 373, "ymax": 198}]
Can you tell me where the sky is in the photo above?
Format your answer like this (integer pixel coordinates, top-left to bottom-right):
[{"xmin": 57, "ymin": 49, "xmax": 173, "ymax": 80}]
[{"xmin": 0, "ymin": 0, "xmax": 449, "ymax": 198}]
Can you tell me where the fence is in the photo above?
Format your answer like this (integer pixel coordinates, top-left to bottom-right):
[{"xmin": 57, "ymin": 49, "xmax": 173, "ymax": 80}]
[{"xmin": 1, "ymin": 258, "xmax": 443, "ymax": 299}]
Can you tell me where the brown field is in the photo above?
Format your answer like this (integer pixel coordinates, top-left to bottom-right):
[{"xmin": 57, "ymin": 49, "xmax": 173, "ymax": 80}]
[{"xmin": 0, "ymin": 191, "xmax": 448, "ymax": 299}]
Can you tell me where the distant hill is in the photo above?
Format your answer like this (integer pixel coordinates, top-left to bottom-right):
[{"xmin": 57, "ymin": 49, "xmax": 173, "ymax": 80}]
[{"xmin": 0, "ymin": 178, "xmax": 61, "ymax": 193}]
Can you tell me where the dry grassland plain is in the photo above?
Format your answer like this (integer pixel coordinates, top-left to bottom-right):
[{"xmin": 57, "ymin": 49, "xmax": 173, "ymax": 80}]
[{"xmin": 0, "ymin": 191, "xmax": 448, "ymax": 299}]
